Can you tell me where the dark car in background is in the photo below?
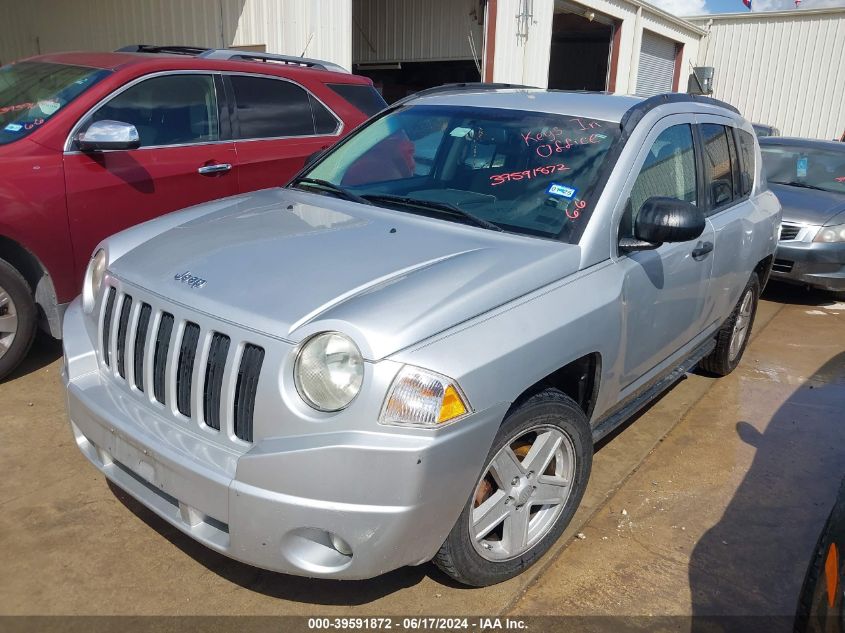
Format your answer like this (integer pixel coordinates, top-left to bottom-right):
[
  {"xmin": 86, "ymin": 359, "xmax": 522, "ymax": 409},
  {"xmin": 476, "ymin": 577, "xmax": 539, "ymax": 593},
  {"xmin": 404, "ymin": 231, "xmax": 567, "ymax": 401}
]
[
  {"xmin": 753, "ymin": 123, "xmax": 780, "ymax": 138},
  {"xmin": 760, "ymin": 137, "xmax": 845, "ymax": 299},
  {"xmin": 795, "ymin": 477, "xmax": 845, "ymax": 632},
  {"xmin": 0, "ymin": 46, "xmax": 386, "ymax": 380}
]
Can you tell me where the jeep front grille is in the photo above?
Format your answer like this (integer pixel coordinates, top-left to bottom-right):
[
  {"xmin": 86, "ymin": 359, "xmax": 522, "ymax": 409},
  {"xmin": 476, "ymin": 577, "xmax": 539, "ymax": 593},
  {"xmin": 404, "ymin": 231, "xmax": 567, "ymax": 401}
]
[{"xmin": 100, "ymin": 288, "xmax": 263, "ymax": 443}]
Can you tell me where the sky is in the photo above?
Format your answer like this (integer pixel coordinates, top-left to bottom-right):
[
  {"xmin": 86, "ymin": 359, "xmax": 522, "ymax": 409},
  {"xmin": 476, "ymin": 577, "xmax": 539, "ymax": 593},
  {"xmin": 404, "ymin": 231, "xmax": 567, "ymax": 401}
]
[{"xmin": 648, "ymin": 0, "xmax": 845, "ymax": 15}]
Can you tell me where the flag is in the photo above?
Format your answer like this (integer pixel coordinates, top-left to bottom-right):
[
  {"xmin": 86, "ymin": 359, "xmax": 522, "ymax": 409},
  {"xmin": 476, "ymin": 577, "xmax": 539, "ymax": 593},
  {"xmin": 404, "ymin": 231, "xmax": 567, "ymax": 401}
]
[{"xmin": 742, "ymin": 0, "xmax": 751, "ymax": 7}]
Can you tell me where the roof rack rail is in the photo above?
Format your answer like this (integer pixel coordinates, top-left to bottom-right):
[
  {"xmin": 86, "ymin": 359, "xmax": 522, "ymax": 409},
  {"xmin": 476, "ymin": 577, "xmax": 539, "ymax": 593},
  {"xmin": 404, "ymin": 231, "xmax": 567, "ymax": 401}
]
[
  {"xmin": 621, "ymin": 93, "xmax": 741, "ymax": 133},
  {"xmin": 392, "ymin": 82, "xmax": 534, "ymax": 107},
  {"xmin": 116, "ymin": 45, "xmax": 210, "ymax": 56},
  {"xmin": 198, "ymin": 49, "xmax": 348, "ymax": 73},
  {"xmin": 115, "ymin": 45, "xmax": 348, "ymax": 74}
]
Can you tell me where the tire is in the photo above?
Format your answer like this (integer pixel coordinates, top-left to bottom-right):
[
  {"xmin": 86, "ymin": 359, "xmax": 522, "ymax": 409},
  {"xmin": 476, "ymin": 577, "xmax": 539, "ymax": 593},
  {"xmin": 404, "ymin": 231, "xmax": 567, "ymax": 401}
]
[
  {"xmin": 0, "ymin": 258, "xmax": 37, "ymax": 381},
  {"xmin": 699, "ymin": 274, "xmax": 760, "ymax": 377},
  {"xmin": 433, "ymin": 389, "xmax": 592, "ymax": 586}
]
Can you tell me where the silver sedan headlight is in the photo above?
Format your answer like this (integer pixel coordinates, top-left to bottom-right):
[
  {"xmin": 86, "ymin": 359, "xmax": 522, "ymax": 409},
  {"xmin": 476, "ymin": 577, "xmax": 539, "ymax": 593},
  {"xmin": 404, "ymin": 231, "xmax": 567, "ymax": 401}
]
[
  {"xmin": 82, "ymin": 249, "xmax": 106, "ymax": 314},
  {"xmin": 294, "ymin": 332, "xmax": 364, "ymax": 411},
  {"xmin": 814, "ymin": 223, "xmax": 845, "ymax": 243}
]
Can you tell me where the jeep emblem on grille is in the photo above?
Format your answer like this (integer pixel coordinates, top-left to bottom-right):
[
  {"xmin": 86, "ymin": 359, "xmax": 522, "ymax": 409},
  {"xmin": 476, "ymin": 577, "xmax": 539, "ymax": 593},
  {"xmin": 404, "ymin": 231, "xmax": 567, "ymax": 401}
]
[{"xmin": 174, "ymin": 271, "xmax": 207, "ymax": 289}]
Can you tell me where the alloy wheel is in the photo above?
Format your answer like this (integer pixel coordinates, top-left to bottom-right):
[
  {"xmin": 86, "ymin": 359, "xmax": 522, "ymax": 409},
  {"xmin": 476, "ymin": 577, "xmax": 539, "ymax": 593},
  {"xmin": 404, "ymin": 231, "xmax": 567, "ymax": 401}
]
[
  {"xmin": 470, "ymin": 425, "xmax": 576, "ymax": 561},
  {"xmin": 0, "ymin": 285, "xmax": 18, "ymax": 361},
  {"xmin": 729, "ymin": 289, "xmax": 754, "ymax": 361}
]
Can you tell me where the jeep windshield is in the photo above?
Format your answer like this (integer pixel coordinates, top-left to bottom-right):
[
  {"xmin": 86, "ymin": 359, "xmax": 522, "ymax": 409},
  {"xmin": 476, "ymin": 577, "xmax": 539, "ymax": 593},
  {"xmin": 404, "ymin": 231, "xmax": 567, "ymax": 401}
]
[
  {"xmin": 294, "ymin": 105, "xmax": 621, "ymax": 242},
  {"xmin": 0, "ymin": 61, "xmax": 111, "ymax": 145}
]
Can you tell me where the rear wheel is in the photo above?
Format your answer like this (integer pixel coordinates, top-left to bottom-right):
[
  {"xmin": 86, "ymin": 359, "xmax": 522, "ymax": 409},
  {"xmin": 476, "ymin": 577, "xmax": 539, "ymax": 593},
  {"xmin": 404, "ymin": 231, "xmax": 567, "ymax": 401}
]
[
  {"xmin": 0, "ymin": 259, "xmax": 36, "ymax": 381},
  {"xmin": 699, "ymin": 274, "xmax": 760, "ymax": 377},
  {"xmin": 434, "ymin": 389, "xmax": 592, "ymax": 586}
]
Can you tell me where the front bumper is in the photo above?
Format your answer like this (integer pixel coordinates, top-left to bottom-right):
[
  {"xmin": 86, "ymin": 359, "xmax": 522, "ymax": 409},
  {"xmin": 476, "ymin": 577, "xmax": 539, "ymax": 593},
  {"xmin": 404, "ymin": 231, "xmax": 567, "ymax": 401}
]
[
  {"xmin": 771, "ymin": 240, "xmax": 845, "ymax": 292},
  {"xmin": 62, "ymin": 298, "xmax": 506, "ymax": 579}
]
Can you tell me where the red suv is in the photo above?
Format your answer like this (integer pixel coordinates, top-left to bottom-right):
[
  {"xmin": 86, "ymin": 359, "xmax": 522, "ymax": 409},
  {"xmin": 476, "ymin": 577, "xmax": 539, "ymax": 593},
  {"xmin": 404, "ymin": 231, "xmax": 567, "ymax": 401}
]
[{"xmin": 0, "ymin": 46, "xmax": 386, "ymax": 379}]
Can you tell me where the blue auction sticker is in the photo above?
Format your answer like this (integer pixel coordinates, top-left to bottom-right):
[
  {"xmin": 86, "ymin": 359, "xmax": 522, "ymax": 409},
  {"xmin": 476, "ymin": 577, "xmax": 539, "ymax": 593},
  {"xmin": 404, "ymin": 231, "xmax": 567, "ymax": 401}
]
[
  {"xmin": 4, "ymin": 123, "xmax": 23, "ymax": 132},
  {"xmin": 797, "ymin": 157, "xmax": 808, "ymax": 178},
  {"xmin": 547, "ymin": 183, "xmax": 578, "ymax": 199}
]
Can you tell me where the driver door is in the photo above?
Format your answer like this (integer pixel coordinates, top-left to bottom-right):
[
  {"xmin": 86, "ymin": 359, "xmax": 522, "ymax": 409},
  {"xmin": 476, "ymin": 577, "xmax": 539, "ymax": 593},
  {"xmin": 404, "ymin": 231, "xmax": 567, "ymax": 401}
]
[
  {"xmin": 613, "ymin": 116, "xmax": 716, "ymax": 392},
  {"xmin": 63, "ymin": 73, "xmax": 238, "ymax": 283}
]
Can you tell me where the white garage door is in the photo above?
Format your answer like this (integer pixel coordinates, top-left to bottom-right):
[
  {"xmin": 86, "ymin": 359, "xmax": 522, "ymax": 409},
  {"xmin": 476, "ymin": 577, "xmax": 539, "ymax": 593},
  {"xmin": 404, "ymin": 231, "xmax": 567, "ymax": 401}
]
[{"xmin": 636, "ymin": 31, "xmax": 677, "ymax": 97}]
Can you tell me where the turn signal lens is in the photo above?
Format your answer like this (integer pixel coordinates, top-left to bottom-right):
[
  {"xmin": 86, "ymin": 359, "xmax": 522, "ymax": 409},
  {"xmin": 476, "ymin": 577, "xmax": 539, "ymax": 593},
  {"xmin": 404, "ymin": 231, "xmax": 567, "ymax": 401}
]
[
  {"xmin": 825, "ymin": 542, "xmax": 839, "ymax": 609},
  {"xmin": 380, "ymin": 366, "xmax": 471, "ymax": 428},
  {"xmin": 439, "ymin": 385, "xmax": 468, "ymax": 423}
]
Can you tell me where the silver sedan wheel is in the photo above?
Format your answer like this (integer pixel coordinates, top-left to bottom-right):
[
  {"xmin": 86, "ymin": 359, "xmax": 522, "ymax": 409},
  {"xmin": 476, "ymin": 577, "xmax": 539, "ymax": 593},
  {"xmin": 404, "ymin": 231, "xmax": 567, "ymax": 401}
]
[
  {"xmin": 470, "ymin": 425, "xmax": 575, "ymax": 562},
  {"xmin": 729, "ymin": 289, "xmax": 754, "ymax": 362},
  {"xmin": 0, "ymin": 285, "xmax": 18, "ymax": 361}
]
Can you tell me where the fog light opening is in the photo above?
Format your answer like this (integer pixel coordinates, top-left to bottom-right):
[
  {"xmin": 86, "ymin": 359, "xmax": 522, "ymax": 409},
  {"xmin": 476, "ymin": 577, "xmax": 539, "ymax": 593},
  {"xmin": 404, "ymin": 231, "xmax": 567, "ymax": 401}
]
[{"xmin": 330, "ymin": 532, "xmax": 353, "ymax": 557}]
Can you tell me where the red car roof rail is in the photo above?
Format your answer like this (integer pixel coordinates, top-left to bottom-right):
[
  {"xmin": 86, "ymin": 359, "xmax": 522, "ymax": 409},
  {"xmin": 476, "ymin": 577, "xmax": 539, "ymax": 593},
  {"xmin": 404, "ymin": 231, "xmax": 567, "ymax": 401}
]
[
  {"xmin": 199, "ymin": 49, "xmax": 349, "ymax": 74},
  {"xmin": 116, "ymin": 45, "xmax": 349, "ymax": 74}
]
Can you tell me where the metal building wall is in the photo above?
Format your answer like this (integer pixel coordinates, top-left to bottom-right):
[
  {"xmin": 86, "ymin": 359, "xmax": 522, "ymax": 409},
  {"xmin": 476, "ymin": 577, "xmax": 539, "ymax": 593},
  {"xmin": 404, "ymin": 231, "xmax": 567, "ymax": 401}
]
[
  {"xmin": 0, "ymin": 0, "xmax": 352, "ymax": 70},
  {"xmin": 491, "ymin": 0, "xmax": 702, "ymax": 92},
  {"xmin": 352, "ymin": 0, "xmax": 484, "ymax": 64},
  {"xmin": 689, "ymin": 8, "xmax": 845, "ymax": 140}
]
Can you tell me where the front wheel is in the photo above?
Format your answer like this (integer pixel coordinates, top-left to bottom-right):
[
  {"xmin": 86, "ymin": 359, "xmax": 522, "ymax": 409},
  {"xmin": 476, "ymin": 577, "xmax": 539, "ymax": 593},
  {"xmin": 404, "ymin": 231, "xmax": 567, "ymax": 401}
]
[
  {"xmin": 433, "ymin": 389, "xmax": 592, "ymax": 586},
  {"xmin": 699, "ymin": 273, "xmax": 760, "ymax": 377},
  {"xmin": 0, "ymin": 258, "xmax": 37, "ymax": 381}
]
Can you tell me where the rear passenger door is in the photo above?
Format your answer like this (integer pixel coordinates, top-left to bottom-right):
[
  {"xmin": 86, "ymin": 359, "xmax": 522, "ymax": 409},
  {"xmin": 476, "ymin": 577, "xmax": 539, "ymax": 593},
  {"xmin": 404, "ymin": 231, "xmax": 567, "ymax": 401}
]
[
  {"xmin": 695, "ymin": 118, "xmax": 757, "ymax": 326},
  {"xmin": 226, "ymin": 74, "xmax": 342, "ymax": 191},
  {"xmin": 615, "ymin": 117, "xmax": 716, "ymax": 389}
]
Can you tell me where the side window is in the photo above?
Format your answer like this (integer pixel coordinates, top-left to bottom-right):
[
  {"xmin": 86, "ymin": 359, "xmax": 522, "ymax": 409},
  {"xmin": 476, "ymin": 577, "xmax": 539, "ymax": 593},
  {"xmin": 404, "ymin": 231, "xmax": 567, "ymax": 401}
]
[
  {"xmin": 86, "ymin": 74, "xmax": 219, "ymax": 147},
  {"xmin": 230, "ymin": 76, "xmax": 316, "ymax": 139},
  {"xmin": 700, "ymin": 123, "xmax": 735, "ymax": 210},
  {"xmin": 308, "ymin": 94, "xmax": 340, "ymax": 135},
  {"xmin": 736, "ymin": 129, "xmax": 756, "ymax": 196},
  {"xmin": 621, "ymin": 124, "xmax": 697, "ymax": 239}
]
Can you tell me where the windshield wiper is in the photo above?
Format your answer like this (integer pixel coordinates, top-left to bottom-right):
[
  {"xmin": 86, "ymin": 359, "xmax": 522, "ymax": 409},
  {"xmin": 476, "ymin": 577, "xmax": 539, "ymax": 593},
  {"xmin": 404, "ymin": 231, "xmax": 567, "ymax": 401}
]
[
  {"xmin": 290, "ymin": 177, "xmax": 372, "ymax": 205},
  {"xmin": 771, "ymin": 180, "xmax": 829, "ymax": 192},
  {"xmin": 362, "ymin": 194, "xmax": 504, "ymax": 232}
]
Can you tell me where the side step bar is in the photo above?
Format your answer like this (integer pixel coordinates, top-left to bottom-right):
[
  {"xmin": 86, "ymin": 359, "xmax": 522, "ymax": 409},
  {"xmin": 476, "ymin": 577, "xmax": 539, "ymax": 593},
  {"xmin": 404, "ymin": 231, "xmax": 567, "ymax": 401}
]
[{"xmin": 590, "ymin": 338, "xmax": 717, "ymax": 444}]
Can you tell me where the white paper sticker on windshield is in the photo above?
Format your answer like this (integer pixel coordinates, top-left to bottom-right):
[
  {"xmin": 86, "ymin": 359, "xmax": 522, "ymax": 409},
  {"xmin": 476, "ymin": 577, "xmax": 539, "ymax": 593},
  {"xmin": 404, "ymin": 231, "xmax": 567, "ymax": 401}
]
[
  {"xmin": 450, "ymin": 127, "xmax": 474, "ymax": 138},
  {"xmin": 547, "ymin": 183, "xmax": 578, "ymax": 199},
  {"xmin": 4, "ymin": 123, "xmax": 23, "ymax": 132},
  {"xmin": 37, "ymin": 100, "xmax": 61, "ymax": 116}
]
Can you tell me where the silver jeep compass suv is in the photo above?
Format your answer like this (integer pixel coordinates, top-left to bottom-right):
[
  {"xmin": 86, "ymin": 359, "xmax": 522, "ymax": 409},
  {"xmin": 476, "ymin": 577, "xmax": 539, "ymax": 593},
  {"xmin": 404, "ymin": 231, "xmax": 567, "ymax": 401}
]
[{"xmin": 62, "ymin": 86, "xmax": 780, "ymax": 586}]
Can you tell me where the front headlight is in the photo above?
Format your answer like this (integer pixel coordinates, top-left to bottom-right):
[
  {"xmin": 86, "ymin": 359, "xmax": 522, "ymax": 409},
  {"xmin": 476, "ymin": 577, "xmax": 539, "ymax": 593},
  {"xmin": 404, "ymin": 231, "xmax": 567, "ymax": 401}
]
[
  {"xmin": 379, "ymin": 365, "xmax": 471, "ymax": 428},
  {"xmin": 814, "ymin": 224, "xmax": 845, "ymax": 243},
  {"xmin": 294, "ymin": 332, "xmax": 364, "ymax": 411},
  {"xmin": 82, "ymin": 249, "xmax": 106, "ymax": 314}
]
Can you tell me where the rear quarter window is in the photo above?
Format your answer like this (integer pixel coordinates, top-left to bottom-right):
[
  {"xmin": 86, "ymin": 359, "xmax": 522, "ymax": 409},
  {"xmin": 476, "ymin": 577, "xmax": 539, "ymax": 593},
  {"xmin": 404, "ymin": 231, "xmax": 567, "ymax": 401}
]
[
  {"xmin": 326, "ymin": 83, "xmax": 387, "ymax": 117},
  {"xmin": 736, "ymin": 129, "xmax": 756, "ymax": 196}
]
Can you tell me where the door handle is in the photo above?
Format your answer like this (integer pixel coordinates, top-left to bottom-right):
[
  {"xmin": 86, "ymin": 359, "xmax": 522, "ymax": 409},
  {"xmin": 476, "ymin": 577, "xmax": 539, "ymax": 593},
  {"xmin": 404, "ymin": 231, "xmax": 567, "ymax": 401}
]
[
  {"xmin": 197, "ymin": 163, "xmax": 232, "ymax": 175},
  {"xmin": 691, "ymin": 241, "xmax": 714, "ymax": 260}
]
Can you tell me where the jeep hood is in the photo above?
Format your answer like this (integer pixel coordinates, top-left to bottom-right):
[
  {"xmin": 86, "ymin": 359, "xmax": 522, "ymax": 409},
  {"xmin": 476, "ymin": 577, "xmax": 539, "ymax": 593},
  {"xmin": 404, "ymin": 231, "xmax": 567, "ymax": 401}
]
[{"xmin": 110, "ymin": 188, "xmax": 581, "ymax": 360}]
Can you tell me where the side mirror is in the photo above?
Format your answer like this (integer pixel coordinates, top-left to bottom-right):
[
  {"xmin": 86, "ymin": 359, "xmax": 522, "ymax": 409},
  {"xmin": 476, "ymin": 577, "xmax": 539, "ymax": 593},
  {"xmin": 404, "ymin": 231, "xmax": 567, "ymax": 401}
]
[
  {"xmin": 76, "ymin": 120, "xmax": 140, "ymax": 152},
  {"xmin": 620, "ymin": 197, "xmax": 705, "ymax": 252}
]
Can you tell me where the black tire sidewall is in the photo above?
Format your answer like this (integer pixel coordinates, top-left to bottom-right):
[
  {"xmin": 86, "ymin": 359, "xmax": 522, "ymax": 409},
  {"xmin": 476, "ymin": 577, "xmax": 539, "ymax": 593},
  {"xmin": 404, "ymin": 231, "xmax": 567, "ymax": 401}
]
[
  {"xmin": 0, "ymin": 259, "xmax": 37, "ymax": 381},
  {"xmin": 724, "ymin": 275, "xmax": 760, "ymax": 373},
  {"xmin": 440, "ymin": 391, "xmax": 593, "ymax": 586}
]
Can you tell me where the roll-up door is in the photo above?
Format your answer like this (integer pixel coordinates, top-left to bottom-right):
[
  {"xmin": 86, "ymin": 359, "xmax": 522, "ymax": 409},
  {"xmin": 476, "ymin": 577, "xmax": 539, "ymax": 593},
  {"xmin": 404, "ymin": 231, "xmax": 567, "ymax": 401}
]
[{"xmin": 636, "ymin": 31, "xmax": 677, "ymax": 97}]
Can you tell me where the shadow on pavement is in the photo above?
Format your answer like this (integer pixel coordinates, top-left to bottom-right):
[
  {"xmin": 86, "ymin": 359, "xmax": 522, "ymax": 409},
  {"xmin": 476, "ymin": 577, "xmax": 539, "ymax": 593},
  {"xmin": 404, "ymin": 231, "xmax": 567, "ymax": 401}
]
[
  {"xmin": 762, "ymin": 282, "xmax": 843, "ymax": 307},
  {"xmin": 689, "ymin": 352, "xmax": 845, "ymax": 630},
  {"xmin": 1, "ymin": 331, "xmax": 61, "ymax": 383}
]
